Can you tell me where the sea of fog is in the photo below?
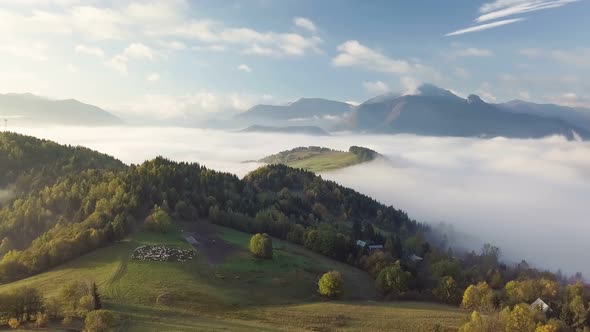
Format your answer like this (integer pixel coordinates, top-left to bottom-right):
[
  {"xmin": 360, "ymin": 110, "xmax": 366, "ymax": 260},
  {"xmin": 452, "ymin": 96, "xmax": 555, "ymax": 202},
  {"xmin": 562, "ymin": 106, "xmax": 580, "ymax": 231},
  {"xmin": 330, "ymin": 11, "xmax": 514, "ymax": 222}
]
[{"xmin": 9, "ymin": 126, "xmax": 590, "ymax": 277}]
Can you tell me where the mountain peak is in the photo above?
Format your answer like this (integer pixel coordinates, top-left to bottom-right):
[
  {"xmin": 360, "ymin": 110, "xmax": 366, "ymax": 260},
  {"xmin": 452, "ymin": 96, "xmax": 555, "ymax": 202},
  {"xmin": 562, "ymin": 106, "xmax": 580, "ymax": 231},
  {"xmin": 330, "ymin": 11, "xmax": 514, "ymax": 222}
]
[
  {"xmin": 467, "ymin": 94, "xmax": 484, "ymax": 104},
  {"xmin": 415, "ymin": 84, "xmax": 459, "ymax": 99}
]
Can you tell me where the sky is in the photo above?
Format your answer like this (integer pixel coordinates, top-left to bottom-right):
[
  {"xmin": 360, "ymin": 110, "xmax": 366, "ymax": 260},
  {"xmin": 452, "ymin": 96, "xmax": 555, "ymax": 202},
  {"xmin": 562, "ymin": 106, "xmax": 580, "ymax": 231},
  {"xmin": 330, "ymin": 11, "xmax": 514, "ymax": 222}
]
[{"xmin": 0, "ymin": 0, "xmax": 589, "ymax": 121}]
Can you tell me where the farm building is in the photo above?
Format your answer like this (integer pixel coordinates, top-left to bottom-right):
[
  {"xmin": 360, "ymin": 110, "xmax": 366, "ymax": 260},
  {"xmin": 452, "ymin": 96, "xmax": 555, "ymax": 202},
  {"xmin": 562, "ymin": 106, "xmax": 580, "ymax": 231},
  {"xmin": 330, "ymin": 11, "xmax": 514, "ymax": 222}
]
[{"xmin": 530, "ymin": 298, "xmax": 550, "ymax": 313}]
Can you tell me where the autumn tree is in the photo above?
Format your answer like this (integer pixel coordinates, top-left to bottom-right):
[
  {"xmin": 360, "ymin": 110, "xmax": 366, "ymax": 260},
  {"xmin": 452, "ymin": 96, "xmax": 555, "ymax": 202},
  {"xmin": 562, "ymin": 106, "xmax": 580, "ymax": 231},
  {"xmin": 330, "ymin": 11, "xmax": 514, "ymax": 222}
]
[
  {"xmin": 249, "ymin": 233, "xmax": 273, "ymax": 259},
  {"xmin": 461, "ymin": 282, "xmax": 495, "ymax": 312},
  {"xmin": 376, "ymin": 263, "xmax": 411, "ymax": 297},
  {"xmin": 84, "ymin": 310, "xmax": 115, "ymax": 332},
  {"xmin": 145, "ymin": 205, "xmax": 172, "ymax": 233},
  {"xmin": 505, "ymin": 304, "xmax": 536, "ymax": 332},
  {"xmin": 318, "ymin": 271, "xmax": 344, "ymax": 298},
  {"xmin": 458, "ymin": 310, "xmax": 505, "ymax": 332},
  {"xmin": 434, "ymin": 276, "xmax": 460, "ymax": 304}
]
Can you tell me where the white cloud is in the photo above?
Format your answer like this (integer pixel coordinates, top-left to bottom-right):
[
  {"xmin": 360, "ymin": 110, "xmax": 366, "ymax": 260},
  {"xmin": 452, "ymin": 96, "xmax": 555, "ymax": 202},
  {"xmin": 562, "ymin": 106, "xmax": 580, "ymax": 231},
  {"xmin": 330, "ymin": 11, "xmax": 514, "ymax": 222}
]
[
  {"xmin": 519, "ymin": 47, "xmax": 590, "ymax": 67},
  {"xmin": 109, "ymin": 92, "xmax": 273, "ymax": 120},
  {"xmin": 446, "ymin": 18, "xmax": 525, "ymax": 36},
  {"xmin": 333, "ymin": 40, "xmax": 411, "ymax": 73},
  {"xmin": 149, "ymin": 17, "xmax": 323, "ymax": 57},
  {"xmin": 237, "ymin": 64, "xmax": 252, "ymax": 73},
  {"xmin": 548, "ymin": 92, "xmax": 590, "ymax": 108},
  {"xmin": 105, "ymin": 54, "xmax": 128, "ymax": 74},
  {"xmin": 401, "ymin": 76, "xmax": 420, "ymax": 95},
  {"xmin": 447, "ymin": 0, "xmax": 578, "ymax": 36},
  {"xmin": 450, "ymin": 47, "xmax": 493, "ymax": 57},
  {"xmin": 69, "ymin": 6, "xmax": 128, "ymax": 40},
  {"xmin": 0, "ymin": 2, "xmax": 322, "ymax": 59},
  {"xmin": 193, "ymin": 44, "xmax": 226, "ymax": 52},
  {"xmin": 363, "ymin": 81, "xmax": 390, "ymax": 95},
  {"xmin": 75, "ymin": 44, "xmax": 105, "ymax": 58},
  {"xmin": 477, "ymin": 82, "xmax": 498, "ymax": 102},
  {"xmin": 0, "ymin": 41, "xmax": 48, "ymax": 61},
  {"xmin": 293, "ymin": 17, "xmax": 317, "ymax": 33},
  {"xmin": 477, "ymin": 0, "xmax": 579, "ymax": 23},
  {"xmin": 519, "ymin": 91, "xmax": 531, "ymax": 100},
  {"xmin": 105, "ymin": 43, "xmax": 155, "ymax": 75},
  {"xmin": 454, "ymin": 67, "xmax": 471, "ymax": 78},
  {"xmin": 66, "ymin": 63, "xmax": 78, "ymax": 73},
  {"xmin": 146, "ymin": 72, "xmax": 160, "ymax": 83},
  {"xmin": 332, "ymin": 41, "xmax": 439, "ymax": 85},
  {"xmin": 163, "ymin": 40, "xmax": 187, "ymax": 50},
  {"xmin": 123, "ymin": 43, "xmax": 154, "ymax": 59}
]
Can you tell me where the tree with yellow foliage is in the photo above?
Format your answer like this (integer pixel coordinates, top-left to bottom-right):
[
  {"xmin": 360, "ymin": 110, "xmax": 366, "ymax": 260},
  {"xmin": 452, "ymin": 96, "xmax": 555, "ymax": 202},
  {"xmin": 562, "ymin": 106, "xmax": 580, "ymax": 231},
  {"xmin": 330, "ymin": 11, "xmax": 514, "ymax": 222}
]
[
  {"xmin": 461, "ymin": 281, "xmax": 495, "ymax": 311},
  {"xmin": 505, "ymin": 303, "xmax": 535, "ymax": 332}
]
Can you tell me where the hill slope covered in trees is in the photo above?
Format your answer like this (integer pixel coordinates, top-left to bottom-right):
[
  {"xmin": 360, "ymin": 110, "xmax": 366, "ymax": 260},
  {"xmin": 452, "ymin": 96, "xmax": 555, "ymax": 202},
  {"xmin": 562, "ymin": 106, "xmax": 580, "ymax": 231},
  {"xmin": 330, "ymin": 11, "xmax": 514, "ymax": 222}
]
[{"xmin": 0, "ymin": 133, "xmax": 415, "ymax": 283}]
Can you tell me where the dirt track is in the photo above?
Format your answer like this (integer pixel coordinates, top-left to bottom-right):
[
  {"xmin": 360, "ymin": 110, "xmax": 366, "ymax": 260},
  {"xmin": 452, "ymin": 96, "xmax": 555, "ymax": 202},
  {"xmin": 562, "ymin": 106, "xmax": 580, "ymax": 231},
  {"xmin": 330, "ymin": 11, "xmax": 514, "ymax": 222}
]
[{"xmin": 180, "ymin": 222, "xmax": 240, "ymax": 264}]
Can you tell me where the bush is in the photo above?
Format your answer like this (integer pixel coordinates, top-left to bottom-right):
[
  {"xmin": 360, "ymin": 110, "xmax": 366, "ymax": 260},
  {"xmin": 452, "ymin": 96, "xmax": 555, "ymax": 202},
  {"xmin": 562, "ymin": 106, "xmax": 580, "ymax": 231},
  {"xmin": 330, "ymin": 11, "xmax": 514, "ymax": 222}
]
[
  {"xmin": 8, "ymin": 318, "xmax": 20, "ymax": 329},
  {"xmin": 249, "ymin": 233, "xmax": 273, "ymax": 259},
  {"xmin": 36, "ymin": 313, "xmax": 48, "ymax": 328},
  {"xmin": 318, "ymin": 271, "xmax": 344, "ymax": 298},
  {"xmin": 376, "ymin": 263, "xmax": 411, "ymax": 296},
  {"xmin": 85, "ymin": 310, "xmax": 115, "ymax": 332},
  {"xmin": 145, "ymin": 206, "xmax": 172, "ymax": 233}
]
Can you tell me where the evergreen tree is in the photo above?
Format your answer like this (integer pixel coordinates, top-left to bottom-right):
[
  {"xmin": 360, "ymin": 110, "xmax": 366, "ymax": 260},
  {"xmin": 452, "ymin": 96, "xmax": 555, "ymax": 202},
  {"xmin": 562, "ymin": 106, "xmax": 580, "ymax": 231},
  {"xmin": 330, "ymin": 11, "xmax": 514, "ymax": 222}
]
[{"xmin": 91, "ymin": 282, "xmax": 102, "ymax": 310}]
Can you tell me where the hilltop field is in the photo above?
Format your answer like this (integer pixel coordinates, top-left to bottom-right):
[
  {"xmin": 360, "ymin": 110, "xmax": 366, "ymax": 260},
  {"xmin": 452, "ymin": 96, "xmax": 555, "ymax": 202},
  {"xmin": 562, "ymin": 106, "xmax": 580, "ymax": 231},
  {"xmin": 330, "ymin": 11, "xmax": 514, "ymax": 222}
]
[
  {"xmin": 0, "ymin": 221, "xmax": 465, "ymax": 332},
  {"xmin": 258, "ymin": 146, "xmax": 381, "ymax": 173}
]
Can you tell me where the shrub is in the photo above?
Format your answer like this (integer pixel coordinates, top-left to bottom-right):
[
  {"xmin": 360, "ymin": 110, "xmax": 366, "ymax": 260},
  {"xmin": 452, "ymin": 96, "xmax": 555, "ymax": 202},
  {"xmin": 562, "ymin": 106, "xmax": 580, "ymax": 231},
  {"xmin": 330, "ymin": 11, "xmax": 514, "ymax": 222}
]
[
  {"xmin": 249, "ymin": 233, "xmax": 273, "ymax": 259},
  {"xmin": 318, "ymin": 271, "xmax": 344, "ymax": 298},
  {"xmin": 85, "ymin": 310, "xmax": 115, "ymax": 332},
  {"xmin": 36, "ymin": 313, "xmax": 49, "ymax": 328},
  {"xmin": 8, "ymin": 318, "xmax": 20, "ymax": 329}
]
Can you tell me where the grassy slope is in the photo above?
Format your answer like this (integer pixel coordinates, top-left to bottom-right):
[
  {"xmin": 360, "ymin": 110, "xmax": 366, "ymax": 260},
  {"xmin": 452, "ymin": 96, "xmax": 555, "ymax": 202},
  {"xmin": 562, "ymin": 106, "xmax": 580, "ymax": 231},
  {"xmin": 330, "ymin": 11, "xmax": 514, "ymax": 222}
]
[
  {"xmin": 260, "ymin": 148, "xmax": 362, "ymax": 173},
  {"xmin": 0, "ymin": 224, "xmax": 466, "ymax": 332},
  {"xmin": 287, "ymin": 151, "xmax": 362, "ymax": 173}
]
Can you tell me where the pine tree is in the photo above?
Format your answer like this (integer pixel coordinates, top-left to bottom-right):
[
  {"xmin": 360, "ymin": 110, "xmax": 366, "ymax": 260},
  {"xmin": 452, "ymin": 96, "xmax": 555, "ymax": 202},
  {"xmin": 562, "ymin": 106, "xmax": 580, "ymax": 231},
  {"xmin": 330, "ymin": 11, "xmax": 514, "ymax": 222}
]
[{"xmin": 91, "ymin": 282, "xmax": 102, "ymax": 310}]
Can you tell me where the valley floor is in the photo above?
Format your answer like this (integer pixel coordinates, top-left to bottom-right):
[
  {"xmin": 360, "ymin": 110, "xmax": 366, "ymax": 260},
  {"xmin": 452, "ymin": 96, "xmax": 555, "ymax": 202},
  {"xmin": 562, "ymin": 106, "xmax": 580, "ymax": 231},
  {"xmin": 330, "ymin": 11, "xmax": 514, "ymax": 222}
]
[{"xmin": 0, "ymin": 222, "xmax": 466, "ymax": 331}]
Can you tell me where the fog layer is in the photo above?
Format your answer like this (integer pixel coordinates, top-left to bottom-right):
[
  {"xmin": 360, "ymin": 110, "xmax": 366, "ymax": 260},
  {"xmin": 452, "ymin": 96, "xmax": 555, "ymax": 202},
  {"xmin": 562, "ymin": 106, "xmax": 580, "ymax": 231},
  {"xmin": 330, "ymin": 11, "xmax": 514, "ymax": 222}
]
[{"xmin": 10, "ymin": 127, "xmax": 590, "ymax": 276}]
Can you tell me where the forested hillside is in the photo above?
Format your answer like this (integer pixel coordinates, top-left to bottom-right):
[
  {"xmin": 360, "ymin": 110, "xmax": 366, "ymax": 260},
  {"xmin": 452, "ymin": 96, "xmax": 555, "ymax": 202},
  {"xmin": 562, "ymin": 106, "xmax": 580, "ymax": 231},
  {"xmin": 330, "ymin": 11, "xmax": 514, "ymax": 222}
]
[
  {"xmin": 0, "ymin": 133, "xmax": 125, "ymax": 195},
  {"xmin": 0, "ymin": 133, "xmax": 417, "ymax": 283}
]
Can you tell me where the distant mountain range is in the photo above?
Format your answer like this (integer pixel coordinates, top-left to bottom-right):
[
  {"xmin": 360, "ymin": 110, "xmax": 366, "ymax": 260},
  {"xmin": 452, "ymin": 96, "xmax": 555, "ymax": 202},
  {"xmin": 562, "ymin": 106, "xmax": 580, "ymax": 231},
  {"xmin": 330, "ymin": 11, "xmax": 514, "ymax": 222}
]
[
  {"xmin": 238, "ymin": 125, "xmax": 329, "ymax": 136},
  {"xmin": 233, "ymin": 98, "xmax": 353, "ymax": 129},
  {"xmin": 4, "ymin": 88, "xmax": 590, "ymax": 140},
  {"xmin": 233, "ymin": 84, "xmax": 590, "ymax": 140},
  {"xmin": 0, "ymin": 93, "xmax": 122, "ymax": 127}
]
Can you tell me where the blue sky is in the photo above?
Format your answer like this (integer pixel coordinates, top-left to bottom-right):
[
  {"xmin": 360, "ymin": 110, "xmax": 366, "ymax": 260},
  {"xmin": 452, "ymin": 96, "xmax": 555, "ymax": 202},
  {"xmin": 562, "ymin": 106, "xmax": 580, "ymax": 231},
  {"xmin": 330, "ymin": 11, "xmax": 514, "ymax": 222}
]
[{"xmin": 0, "ymin": 0, "xmax": 588, "ymax": 120}]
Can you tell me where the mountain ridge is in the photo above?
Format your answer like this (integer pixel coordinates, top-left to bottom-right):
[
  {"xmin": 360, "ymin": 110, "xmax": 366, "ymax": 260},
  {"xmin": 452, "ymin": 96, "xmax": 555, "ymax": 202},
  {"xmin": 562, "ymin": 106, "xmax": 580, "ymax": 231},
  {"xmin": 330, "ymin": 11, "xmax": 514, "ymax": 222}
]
[{"xmin": 0, "ymin": 93, "xmax": 123, "ymax": 127}]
